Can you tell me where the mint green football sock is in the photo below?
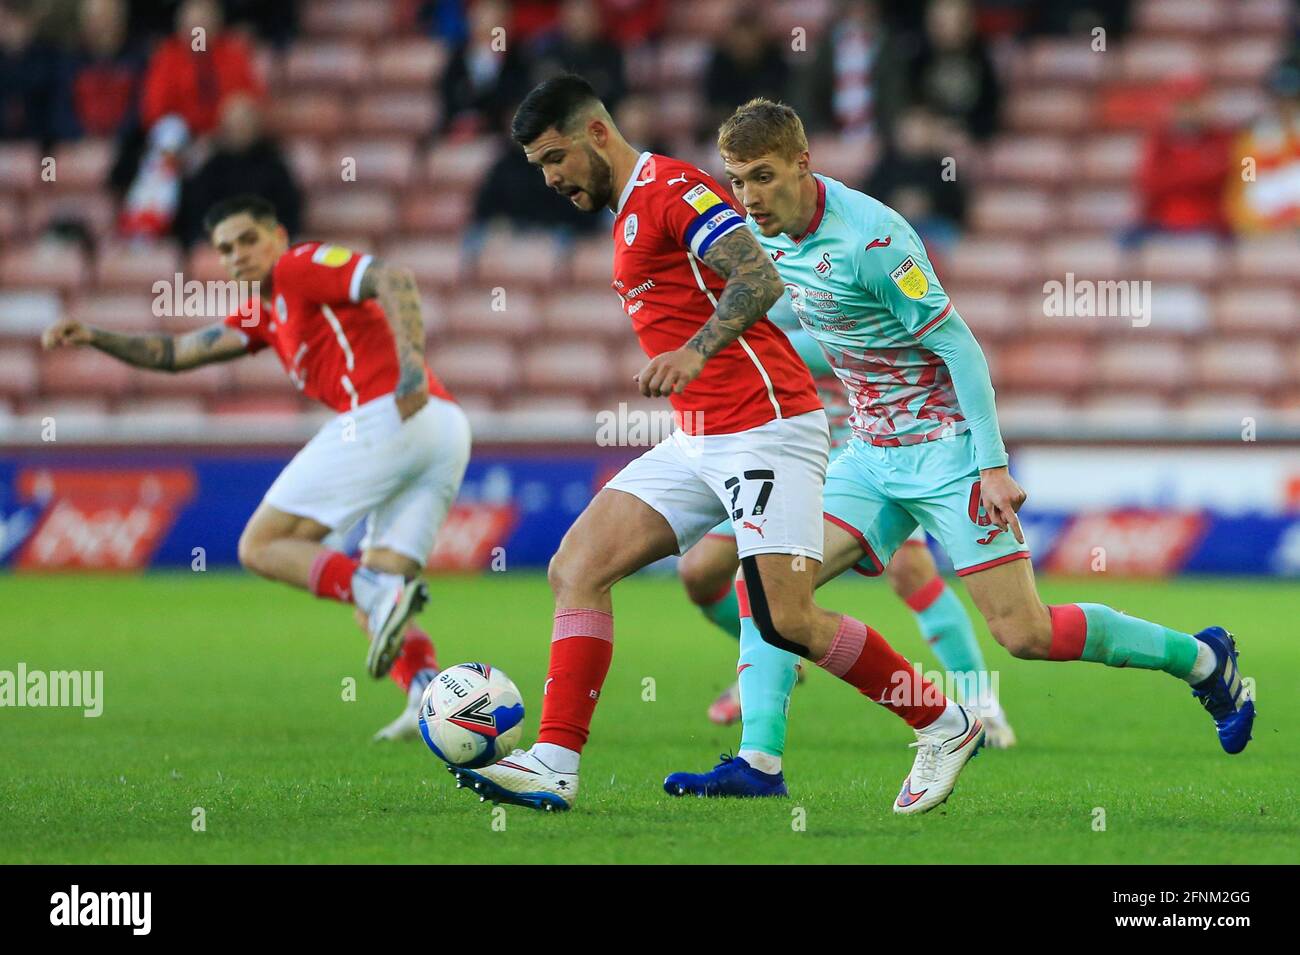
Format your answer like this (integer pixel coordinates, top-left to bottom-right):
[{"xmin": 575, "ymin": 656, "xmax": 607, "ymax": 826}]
[
  {"xmin": 1072, "ymin": 603, "xmax": 1200, "ymax": 678},
  {"xmin": 736, "ymin": 613, "xmax": 799, "ymax": 758},
  {"xmin": 913, "ymin": 581, "xmax": 988, "ymax": 705},
  {"xmin": 700, "ymin": 586, "xmax": 741, "ymax": 640}
]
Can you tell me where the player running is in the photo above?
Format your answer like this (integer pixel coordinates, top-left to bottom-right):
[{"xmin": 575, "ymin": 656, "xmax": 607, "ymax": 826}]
[
  {"xmin": 40, "ymin": 194, "xmax": 470, "ymax": 741},
  {"xmin": 446, "ymin": 74, "xmax": 984, "ymax": 816},
  {"xmin": 682, "ymin": 291, "xmax": 1016, "ymax": 748},
  {"xmin": 666, "ymin": 99, "xmax": 1254, "ymax": 801}
]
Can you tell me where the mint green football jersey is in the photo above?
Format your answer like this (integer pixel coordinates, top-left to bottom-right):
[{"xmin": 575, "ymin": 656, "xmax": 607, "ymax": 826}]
[{"xmin": 749, "ymin": 175, "xmax": 963, "ymax": 447}]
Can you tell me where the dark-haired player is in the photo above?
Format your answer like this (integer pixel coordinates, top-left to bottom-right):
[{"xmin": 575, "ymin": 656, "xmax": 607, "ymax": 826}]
[
  {"xmin": 41, "ymin": 195, "xmax": 470, "ymax": 740},
  {"xmin": 446, "ymin": 75, "xmax": 984, "ymax": 815}
]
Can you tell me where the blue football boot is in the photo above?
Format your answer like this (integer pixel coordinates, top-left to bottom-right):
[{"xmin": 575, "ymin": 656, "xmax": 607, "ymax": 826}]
[
  {"xmin": 664, "ymin": 754, "xmax": 788, "ymax": 798},
  {"xmin": 1191, "ymin": 627, "xmax": 1255, "ymax": 755}
]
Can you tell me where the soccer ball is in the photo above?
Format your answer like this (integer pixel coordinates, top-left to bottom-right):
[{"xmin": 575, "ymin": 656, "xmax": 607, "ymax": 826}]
[{"xmin": 417, "ymin": 663, "xmax": 525, "ymax": 768}]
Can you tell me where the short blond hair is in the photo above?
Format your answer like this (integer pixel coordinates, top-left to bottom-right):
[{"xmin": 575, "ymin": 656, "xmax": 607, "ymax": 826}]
[{"xmin": 717, "ymin": 98, "xmax": 809, "ymax": 163}]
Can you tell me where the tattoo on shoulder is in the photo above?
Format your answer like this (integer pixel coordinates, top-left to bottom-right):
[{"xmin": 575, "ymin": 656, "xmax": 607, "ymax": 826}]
[{"xmin": 701, "ymin": 228, "xmax": 770, "ymax": 280}]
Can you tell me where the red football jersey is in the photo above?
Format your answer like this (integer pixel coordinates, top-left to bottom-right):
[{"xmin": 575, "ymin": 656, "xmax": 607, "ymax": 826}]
[
  {"xmin": 224, "ymin": 242, "xmax": 453, "ymax": 414},
  {"xmin": 612, "ymin": 152, "xmax": 820, "ymax": 434}
]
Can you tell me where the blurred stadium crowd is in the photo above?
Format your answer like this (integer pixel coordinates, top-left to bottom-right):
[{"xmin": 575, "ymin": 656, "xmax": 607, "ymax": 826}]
[{"xmin": 1, "ymin": 0, "xmax": 1298, "ymax": 443}]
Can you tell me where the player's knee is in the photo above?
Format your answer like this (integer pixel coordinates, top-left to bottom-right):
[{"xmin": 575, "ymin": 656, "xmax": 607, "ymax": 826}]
[
  {"xmin": 988, "ymin": 614, "xmax": 1050, "ymax": 660},
  {"xmin": 761, "ymin": 601, "xmax": 816, "ymax": 651},
  {"xmin": 547, "ymin": 547, "xmax": 608, "ymax": 602},
  {"xmin": 679, "ymin": 558, "xmax": 727, "ymax": 606},
  {"xmin": 236, "ymin": 529, "xmax": 266, "ymax": 576}
]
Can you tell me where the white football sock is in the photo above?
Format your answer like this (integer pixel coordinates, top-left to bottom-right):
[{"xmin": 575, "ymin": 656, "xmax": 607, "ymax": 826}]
[
  {"xmin": 737, "ymin": 749, "xmax": 781, "ymax": 774},
  {"xmin": 1185, "ymin": 641, "xmax": 1218, "ymax": 685},
  {"xmin": 533, "ymin": 742, "xmax": 580, "ymax": 774},
  {"xmin": 351, "ymin": 566, "xmax": 400, "ymax": 614},
  {"xmin": 925, "ymin": 698, "xmax": 969, "ymax": 738}
]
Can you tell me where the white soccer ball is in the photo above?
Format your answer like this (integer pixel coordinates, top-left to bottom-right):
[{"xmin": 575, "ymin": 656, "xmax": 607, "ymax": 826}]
[{"xmin": 417, "ymin": 663, "xmax": 525, "ymax": 768}]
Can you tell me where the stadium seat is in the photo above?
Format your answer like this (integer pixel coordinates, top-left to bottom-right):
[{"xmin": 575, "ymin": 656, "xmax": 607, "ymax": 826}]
[
  {"xmin": 615, "ymin": 342, "xmax": 653, "ymax": 385},
  {"xmin": 1195, "ymin": 339, "xmax": 1286, "ymax": 391},
  {"xmin": 1214, "ymin": 35, "xmax": 1284, "ymax": 82},
  {"xmin": 571, "ymin": 238, "xmax": 617, "ymax": 285},
  {"xmin": 808, "ymin": 133, "xmax": 878, "ymax": 186},
  {"xmin": 996, "ymin": 339, "xmax": 1094, "ymax": 392},
  {"xmin": 209, "ymin": 394, "xmax": 304, "ymax": 418},
  {"xmin": 379, "ymin": 238, "xmax": 466, "ymax": 289},
  {"xmin": 0, "ymin": 143, "xmax": 40, "ymax": 192},
  {"xmin": 1207, "ymin": 86, "xmax": 1270, "ymax": 126},
  {"xmin": 229, "ymin": 349, "xmax": 291, "ymax": 395},
  {"xmin": 1144, "ymin": 283, "xmax": 1210, "ymax": 335},
  {"xmin": 1134, "ymin": 0, "xmax": 1225, "ymax": 35},
  {"xmin": 95, "ymin": 241, "xmax": 184, "ymax": 291},
  {"xmin": 0, "ymin": 347, "xmax": 39, "ymax": 398},
  {"xmin": 765, "ymin": 0, "xmax": 834, "ymax": 41},
  {"xmin": 1006, "ymin": 88, "xmax": 1093, "ymax": 134},
  {"xmin": 186, "ymin": 246, "xmax": 229, "ymax": 283},
  {"xmin": 1022, "ymin": 38, "xmax": 1107, "ymax": 84},
  {"xmin": 444, "ymin": 288, "xmax": 542, "ymax": 339},
  {"xmin": 329, "ymin": 138, "xmax": 418, "ymax": 187},
  {"xmin": 430, "ymin": 340, "xmax": 518, "ymax": 395},
  {"xmin": 426, "ymin": 139, "xmax": 500, "ymax": 193},
  {"xmin": 992, "ymin": 392, "xmax": 1078, "ymax": 433},
  {"xmin": 134, "ymin": 361, "xmax": 232, "ymax": 396},
  {"xmin": 1119, "ymin": 39, "xmax": 1203, "ymax": 81},
  {"xmin": 1096, "ymin": 339, "xmax": 1188, "ymax": 391},
  {"xmin": 284, "ymin": 136, "xmax": 326, "ymax": 188},
  {"xmin": 24, "ymin": 189, "xmax": 117, "ymax": 240},
  {"xmin": 1231, "ymin": 237, "xmax": 1300, "ymax": 282},
  {"xmin": 300, "ymin": 0, "xmax": 395, "ymax": 37},
  {"xmin": 68, "ymin": 294, "xmax": 158, "ymax": 333},
  {"xmin": 522, "ymin": 342, "xmax": 616, "ymax": 395},
  {"xmin": 946, "ymin": 238, "xmax": 1033, "ymax": 287},
  {"xmin": 284, "ymin": 40, "xmax": 370, "ymax": 87},
  {"xmin": 1135, "ymin": 236, "xmax": 1221, "ymax": 283},
  {"xmin": 40, "ymin": 347, "xmax": 133, "ymax": 396},
  {"xmin": 985, "ymin": 135, "xmax": 1075, "ymax": 185},
  {"xmin": 0, "ymin": 290, "xmax": 61, "ymax": 338},
  {"xmin": 1078, "ymin": 134, "xmax": 1143, "ymax": 184},
  {"xmin": 0, "ymin": 196, "xmax": 20, "ymax": 242},
  {"xmin": 372, "ymin": 38, "xmax": 447, "ymax": 87},
  {"xmin": 1, "ymin": 243, "xmax": 90, "ymax": 292},
  {"xmin": 305, "ymin": 189, "xmax": 398, "ymax": 235},
  {"xmin": 1041, "ymin": 237, "xmax": 1123, "ymax": 279},
  {"xmin": 1177, "ymin": 391, "xmax": 1267, "ymax": 433},
  {"xmin": 266, "ymin": 93, "xmax": 347, "ymax": 137},
  {"xmin": 50, "ymin": 139, "xmax": 114, "ymax": 190},
  {"xmin": 945, "ymin": 288, "xmax": 1018, "ymax": 339},
  {"xmin": 352, "ymin": 92, "xmax": 439, "ymax": 137},
  {"xmin": 970, "ymin": 188, "xmax": 1056, "ymax": 236},
  {"xmin": 1237, "ymin": 0, "xmax": 1289, "ymax": 29},
  {"xmin": 541, "ymin": 290, "xmax": 628, "ymax": 340},
  {"xmin": 473, "ymin": 233, "xmax": 563, "ymax": 288},
  {"xmin": 671, "ymin": 0, "xmax": 737, "ymax": 38},
  {"xmin": 657, "ymin": 91, "xmax": 705, "ymax": 142},
  {"xmin": 1062, "ymin": 188, "xmax": 1136, "ymax": 231},
  {"xmin": 1214, "ymin": 287, "xmax": 1297, "ymax": 335},
  {"xmin": 116, "ymin": 396, "xmax": 210, "ymax": 424},
  {"xmin": 657, "ymin": 40, "xmax": 712, "ymax": 86},
  {"xmin": 399, "ymin": 192, "xmax": 473, "ymax": 236},
  {"xmin": 1077, "ymin": 392, "xmax": 1177, "ymax": 432}
]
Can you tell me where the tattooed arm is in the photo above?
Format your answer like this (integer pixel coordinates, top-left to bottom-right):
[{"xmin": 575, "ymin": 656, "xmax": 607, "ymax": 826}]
[
  {"xmin": 41, "ymin": 320, "xmax": 248, "ymax": 372},
  {"xmin": 357, "ymin": 259, "xmax": 429, "ymax": 420},
  {"xmin": 635, "ymin": 228, "xmax": 783, "ymax": 397}
]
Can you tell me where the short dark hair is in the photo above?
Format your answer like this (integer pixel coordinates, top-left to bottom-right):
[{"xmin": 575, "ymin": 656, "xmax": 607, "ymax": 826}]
[
  {"xmin": 203, "ymin": 194, "xmax": 278, "ymax": 236},
  {"xmin": 511, "ymin": 73, "xmax": 602, "ymax": 146}
]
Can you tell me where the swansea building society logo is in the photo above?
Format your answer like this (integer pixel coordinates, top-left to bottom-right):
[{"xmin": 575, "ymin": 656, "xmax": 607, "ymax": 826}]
[{"xmin": 50, "ymin": 886, "xmax": 151, "ymax": 935}]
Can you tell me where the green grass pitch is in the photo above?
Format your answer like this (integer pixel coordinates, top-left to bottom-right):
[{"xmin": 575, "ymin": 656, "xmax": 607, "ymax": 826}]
[{"xmin": 1, "ymin": 570, "xmax": 1296, "ymax": 864}]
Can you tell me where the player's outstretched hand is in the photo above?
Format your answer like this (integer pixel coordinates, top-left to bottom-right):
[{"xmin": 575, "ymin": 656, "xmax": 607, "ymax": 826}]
[
  {"xmin": 979, "ymin": 466, "xmax": 1027, "ymax": 544},
  {"xmin": 635, "ymin": 348, "xmax": 706, "ymax": 397},
  {"xmin": 41, "ymin": 319, "xmax": 93, "ymax": 350}
]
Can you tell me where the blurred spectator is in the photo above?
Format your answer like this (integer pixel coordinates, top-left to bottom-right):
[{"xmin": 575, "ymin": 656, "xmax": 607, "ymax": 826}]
[
  {"xmin": 864, "ymin": 107, "xmax": 967, "ymax": 251},
  {"xmin": 117, "ymin": 113, "xmax": 188, "ymax": 237},
  {"xmin": 139, "ymin": 0, "xmax": 263, "ymax": 136},
  {"xmin": 596, "ymin": 0, "xmax": 666, "ymax": 48},
  {"xmin": 795, "ymin": 0, "xmax": 906, "ymax": 140},
  {"xmin": 1132, "ymin": 77, "xmax": 1233, "ymax": 240},
  {"xmin": 510, "ymin": 0, "xmax": 562, "ymax": 45},
  {"xmin": 1227, "ymin": 58, "xmax": 1300, "ymax": 233},
  {"xmin": 176, "ymin": 93, "xmax": 301, "ymax": 246},
  {"xmin": 420, "ymin": 0, "xmax": 469, "ymax": 45},
  {"xmin": 906, "ymin": 0, "xmax": 1000, "ymax": 143},
  {"xmin": 702, "ymin": 14, "xmax": 789, "ymax": 140},
  {"xmin": 440, "ymin": 0, "xmax": 534, "ymax": 138},
  {"xmin": 222, "ymin": 0, "xmax": 296, "ymax": 49},
  {"xmin": 533, "ymin": 0, "xmax": 627, "ymax": 111},
  {"xmin": 615, "ymin": 94, "xmax": 668, "ymax": 156},
  {"xmin": 1029, "ymin": 0, "xmax": 1132, "ymax": 40},
  {"xmin": 0, "ymin": 0, "xmax": 62, "ymax": 143},
  {"xmin": 51, "ymin": 0, "xmax": 147, "ymax": 141}
]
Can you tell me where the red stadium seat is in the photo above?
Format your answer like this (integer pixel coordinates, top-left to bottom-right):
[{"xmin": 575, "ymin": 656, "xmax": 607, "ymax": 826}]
[
  {"xmin": 1022, "ymin": 38, "xmax": 1107, "ymax": 84},
  {"xmin": 996, "ymin": 339, "xmax": 1094, "ymax": 392},
  {"xmin": 1078, "ymin": 134, "xmax": 1143, "ymax": 184},
  {"xmin": 0, "ymin": 143, "xmax": 39, "ymax": 192},
  {"xmin": 657, "ymin": 91, "xmax": 705, "ymax": 142},
  {"xmin": 1077, "ymin": 392, "xmax": 1177, "ymax": 432},
  {"xmin": 300, "ymin": 0, "xmax": 395, "ymax": 38},
  {"xmin": 284, "ymin": 136, "xmax": 326, "ymax": 188},
  {"xmin": 40, "ymin": 347, "xmax": 133, "ymax": 396},
  {"xmin": 1177, "ymin": 391, "xmax": 1268, "ymax": 431},
  {"xmin": 379, "ymin": 238, "xmax": 466, "ymax": 289},
  {"xmin": 209, "ymin": 394, "xmax": 304, "ymax": 418},
  {"xmin": 1231, "ymin": 236, "xmax": 1300, "ymax": 282},
  {"xmin": 329, "ymin": 137, "xmax": 418, "ymax": 187},
  {"xmin": 1214, "ymin": 36, "xmax": 1284, "ymax": 83},
  {"xmin": 765, "ymin": 0, "xmax": 834, "ymax": 41},
  {"xmin": 186, "ymin": 246, "xmax": 229, "ymax": 283},
  {"xmin": 0, "ymin": 290, "xmax": 61, "ymax": 338},
  {"xmin": 1062, "ymin": 188, "xmax": 1137, "ymax": 231},
  {"xmin": 1135, "ymin": 236, "xmax": 1222, "ymax": 282},
  {"xmin": 25, "ymin": 189, "xmax": 117, "ymax": 240},
  {"xmin": 228, "ymin": 349, "xmax": 290, "ymax": 395},
  {"xmin": 95, "ymin": 241, "xmax": 183, "ymax": 291},
  {"xmin": 284, "ymin": 40, "xmax": 369, "ymax": 88},
  {"xmin": 69, "ymin": 294, "xmax": 158, "ymax": 333},
  {"xmin": 1206, "ymin": 86, "xmax": 1270, "ymax": 126},
  {"xmin": 670, "ymin": 0, "xmax": 736, "ymax": 39},
  {"xmin": 116, "ymin": 396, "xmax": 209, "ymax": 424},
  {"xmin": 373, "ymin": 38, "xmax": 448, "ymax": 87},
  {"xmin": 134, "ymin": 361, "xmax": 232, "ymax": 396},
  {"xmin": 1238, "ymin": 0, "xmax": 1289, "ymax": 29},
  {"xmin": 1134, "ymin": 0, "xmax": 1225, "ymax": 35},
  {"xmin": 1006, "ymin": 88, "xmax": 1093, "ymax": 134},
  {"xmin": 399, "ymin": 192, "xmax": 473, "ymax": 237},
  {"xmin": 267, "ymin": 93, "xmax": 347, "ymax": 138},
  {"xmin": 615, "ymin": 342, "xmax": 652, "ymax": 384},
  {"xmin": 305, "ymin": 189, "xmax": 398, "ymax": 235},
  {"xmin": 1, "ymin": 243, "xmax": 90, "ymax": 292},
  {"xmin": 946, "ymin": 238, "xmax": 1033, "ymax": 287},
  {"xmin": 430, "ymin": 340, "xmax": 518, "ymax": 395},
  {"xmin": 1214, "ymin": 287, "xmax": 1297, "ymax": 334},
  {"xmin": 522, "ymin": 342, "xmax": 616, "ymax": 395},
  {"xmin": 1195, "ymin": 339, "xmax": 1286, "ymax": 391},
  {"xmin": 426, "ymin": 139, "xmax": 500, "ymax": 193},
  {"xmin": 945, "ymin": 288, "xmax": 1016, "ymax": 339},
  {"xmin": 985, "ymin": 135, "xmax": 1075, "ymax": 186},
  {"xmin": 969, "ymin": 188, "xmax": 1056, "ymax": 236},
  {"xmin": 0, "ymin": 347, "xmax": 39, "ymax": 398},
  {"xmin": 1097, "ymin": 339, "xmax": 1188, "ymax": 391},
  {"xmin": 994, "ymin": 391, "xmax": 1081, "ymax": 432},
  {"xmin": 1144, "ymin": 283, "xmax": 1210, "ymax": 335},
  {"xmin": 808, "ymin": 134, "xmax": 878, "ymax": 187},
  {"xmin": 540, "ymin": 290, "xmax": 627, "ymax": 340},
  {"xmin": 444, "ymin": 288, "xmax": 542, "ymax": 339},
  {"xmin": 1040, "ymin": 237, "xmax": 1123, "ymax": 279},
  {"xmin": 473, "ymin": 233, "xmax": 563, "ymax": 288},
  {"xmin": 571, "ymin": 238, "xmax": 616, "ymax": 285},
  {"xmin": 1119, "ymin": 38, "xmax": 1203, "ymax": 81},
  {"xmin": 50, "ymin": 139, "xmax": 114, "ymax": 190},
  {"xmin": 353, "ymin": 92, "xmax": 439, "ymax": 137},
  {"xmin": 657, "ymin": 40, "xmax": 712, "ymax": 86}
]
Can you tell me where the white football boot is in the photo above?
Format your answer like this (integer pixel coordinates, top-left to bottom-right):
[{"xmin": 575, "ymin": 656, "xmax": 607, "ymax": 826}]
[
  {"xmin": 448, "ymin": 748, "xmax": 579, "ymax": 812},
  {"xmin": 980, "ymin": 708, "xmax": 1017, "ymax": 749},
  {"xmin": 894, "ymin": 703, "xmax": 984, "ymax": 815},
  {"xmin": 373, "ymin": 668, "xmax": 438, "ymax": 742},
  {"xmin": 358, "ymin": 571, "xmax": 429, "ymax": 679}
]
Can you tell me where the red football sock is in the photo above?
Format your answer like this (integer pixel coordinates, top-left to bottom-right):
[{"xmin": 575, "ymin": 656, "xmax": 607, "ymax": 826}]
[
  {"xmin": 537, "ymin": 609, "xmax": 614, "ymax": 753},
  {"xmin": 389, "ymin": 624, "xmax": 438, "ymax": 693},
  {"xmin": 309, "ymin": 550, "xmax": 359, "ymax": 603},
  {"xmin": 1048, "ymin": 603, "xmax": 1087, "ymax": 661},
  {"xmin": 902, "ymin": 575, "xmax": 945, "ymax": 613},
  {"xmin": 817, "ymin": 615, "xmax": 945, "ymax": 729}
]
